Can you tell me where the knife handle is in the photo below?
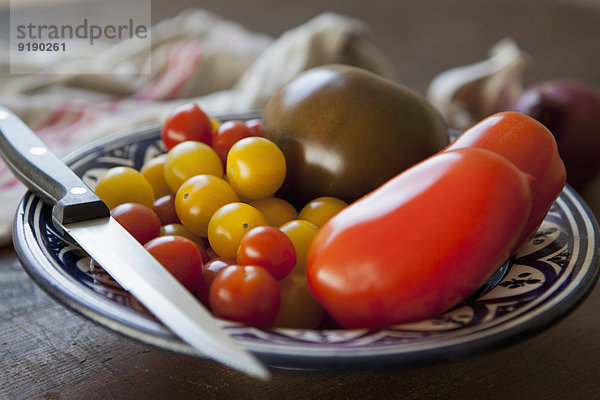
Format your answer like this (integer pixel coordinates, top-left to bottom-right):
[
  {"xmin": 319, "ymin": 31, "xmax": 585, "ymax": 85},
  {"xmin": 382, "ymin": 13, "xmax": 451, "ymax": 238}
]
[{"xmin": 0, "ymin": 107, "xmax": 109, "ymax": 224}]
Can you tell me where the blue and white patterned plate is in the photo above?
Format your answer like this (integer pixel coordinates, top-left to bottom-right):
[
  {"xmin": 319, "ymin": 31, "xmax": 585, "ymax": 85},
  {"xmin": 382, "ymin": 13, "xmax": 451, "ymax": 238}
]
[{"xmin": 12, "ymin": 115, "xmax": 600, "ymax": 371}]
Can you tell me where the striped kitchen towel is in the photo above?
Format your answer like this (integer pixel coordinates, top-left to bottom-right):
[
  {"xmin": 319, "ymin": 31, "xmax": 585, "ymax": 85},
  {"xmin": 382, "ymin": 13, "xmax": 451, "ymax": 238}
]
[{"xmin": 0, "ymin": 8, "xmax": 397, "ymax": 245}]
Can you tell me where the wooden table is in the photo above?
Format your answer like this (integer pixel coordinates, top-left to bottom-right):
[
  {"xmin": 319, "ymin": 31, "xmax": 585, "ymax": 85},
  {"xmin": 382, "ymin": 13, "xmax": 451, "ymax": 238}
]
[{"xmin": 2, "ymin": 1, "xmax": 600, "ymax": 398}]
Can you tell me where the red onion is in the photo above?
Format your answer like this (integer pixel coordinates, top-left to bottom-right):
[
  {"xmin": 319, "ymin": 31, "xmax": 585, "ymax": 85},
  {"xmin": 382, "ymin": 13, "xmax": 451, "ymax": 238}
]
[{"xmin": 512, "ymin": 79, "xmax": 600, "ymax": 191}]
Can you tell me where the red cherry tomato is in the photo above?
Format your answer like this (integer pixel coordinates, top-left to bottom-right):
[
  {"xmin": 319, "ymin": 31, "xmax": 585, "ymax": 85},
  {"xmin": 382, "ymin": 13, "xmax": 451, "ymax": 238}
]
[
  {"xmin": 188, "ymin": 241, "xmax": 210, "ymax": 265},
  {"xmin": 110, "ymin": 202, "xmax": 161, "ymax": 244},
  {"xmin": 196, "ymin": 257, "xmax": 236, "ymax": 306},
  {"xmin": 307, "ymin": 148, "xmax": 532, "ymax": 329},
  {"xmin": 236, "ymin": 226, "xmax": 296, "ymax": 280},
  {"xmin": 209, "ymin": 265, "xmax": 280, "ymax": 328},
  {"xmin": 212, "ymin": 120, "xmax": 254, "ymax": 165},
  {"xmin": 245, "ymin": 118, "xmax": 261, "ymax": 135},
  {"xmin": 445, "ymin": 111, "xmax": 566, "ymax": 251},
  {"xmin": 153, "ymin": 194, "xmax": 180, "ymax": 226},
  {"xmin": 161, "ymin": 103, "xmax": 213, "ymax": 150},
  {"xmin": 144, "ymin": 235, "xmax": 206, "ymax": 294}
]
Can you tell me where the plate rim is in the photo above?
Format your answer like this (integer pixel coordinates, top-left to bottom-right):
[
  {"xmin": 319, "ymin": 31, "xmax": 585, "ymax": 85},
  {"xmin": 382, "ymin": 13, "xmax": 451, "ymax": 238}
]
[{"xmin": 12, "ymin": 115, "xmax": 600, "ymax": 371}]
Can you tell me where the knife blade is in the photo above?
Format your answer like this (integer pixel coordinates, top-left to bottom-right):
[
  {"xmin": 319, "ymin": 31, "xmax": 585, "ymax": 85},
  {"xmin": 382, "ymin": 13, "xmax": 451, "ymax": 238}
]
[{"xmin": 0, "ymin": 107, "xmax": 270, "ymax": 380}]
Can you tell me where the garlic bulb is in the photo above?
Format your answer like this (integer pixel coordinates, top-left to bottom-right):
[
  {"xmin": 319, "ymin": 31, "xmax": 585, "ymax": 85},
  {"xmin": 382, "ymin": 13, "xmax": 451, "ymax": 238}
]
[{"xmin": 427, "ymin": 39, "xmax": 528, "ymax": 130}]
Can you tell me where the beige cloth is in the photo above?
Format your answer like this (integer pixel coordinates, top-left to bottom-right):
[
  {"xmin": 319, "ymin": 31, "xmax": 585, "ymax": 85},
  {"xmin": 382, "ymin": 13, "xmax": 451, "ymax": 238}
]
[{"xmin": 0, "ymin": 9, "xmax": 397, "ymax": 246}]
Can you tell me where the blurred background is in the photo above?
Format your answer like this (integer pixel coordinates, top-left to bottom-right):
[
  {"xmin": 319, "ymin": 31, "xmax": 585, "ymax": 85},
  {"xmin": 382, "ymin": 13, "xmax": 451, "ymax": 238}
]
[
  {"xmin": 179, "ymin": 0, "xmax": 600, "ymax": 92},
  {"xmin": 3, "ymin": 0, "xmax": 598, "ymax": 91},
  {"xmin": 1, "ymin": 0, "xmax": 599, "ymax": 213},
  {"xmin": 1, "ymin": 0, "xmax": 599, "ymax": 228},
  {"xmin": 2, "ymin": 1, "xmax": 600, "ymax": 399}
]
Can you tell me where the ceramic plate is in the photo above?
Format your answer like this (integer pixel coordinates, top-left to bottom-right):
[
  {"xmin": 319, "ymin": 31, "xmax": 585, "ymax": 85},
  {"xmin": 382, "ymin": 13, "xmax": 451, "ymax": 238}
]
[{"xmin": 13, "ymin": 115, "xmax": 600, "ymax": 371}]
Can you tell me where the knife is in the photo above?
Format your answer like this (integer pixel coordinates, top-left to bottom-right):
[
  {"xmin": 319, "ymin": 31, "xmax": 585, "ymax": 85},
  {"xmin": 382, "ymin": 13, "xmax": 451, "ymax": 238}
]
[{"xmin": 0, "ymin": 107, "xmax": 270, "ymax": 381}]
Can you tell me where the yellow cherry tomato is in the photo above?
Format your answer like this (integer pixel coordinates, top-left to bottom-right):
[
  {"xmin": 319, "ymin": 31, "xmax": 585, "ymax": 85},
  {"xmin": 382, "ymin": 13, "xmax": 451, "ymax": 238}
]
[
  {"xmin": 164, "ymin": 141, "xmax": 223, "ymax": 193},
  {"xmin": 299, "ymin": 196, "xmax": 348, "ymax": 227},
  {"xmin": 210, "ymin": 117, "xmax": 221, "ymax": 133},
  {"xmin": 279, "ymin": 219, "xmax": 319, "ymax": 274},
  {"xmin": 249, "ymin": 197, "xmax": 298, "ymax": 227},
  {"xmin": 175, "ymin": 175, "xmax": 238, "ymax": 237},
  {"xmin": 226, "ymin": 137, "xmax": 286, "ymax": 199},
  {"xmin": 95, "ymin": 166, "xmax": 154, "ymax": 210},
  {"xmin": 140, "ymin": 154, "xmax": 172, "ymax": 198},
  {"xmin": 208, "ymin": 202, "xmax": 268, "ymax": 258},
  {"xmin": 272, "ymin": 273, "xmax": 325, "ymax": 329},
  {"xmin": 160, "ymin": 223, "xmax": 208, "ymax": 248}
]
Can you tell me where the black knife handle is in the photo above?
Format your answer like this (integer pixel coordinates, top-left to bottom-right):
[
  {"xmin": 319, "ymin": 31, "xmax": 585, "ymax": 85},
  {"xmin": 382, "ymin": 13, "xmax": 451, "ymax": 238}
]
[{"xmin": 0, "ymin": 107, "xmax": 109, "ymax": 224}]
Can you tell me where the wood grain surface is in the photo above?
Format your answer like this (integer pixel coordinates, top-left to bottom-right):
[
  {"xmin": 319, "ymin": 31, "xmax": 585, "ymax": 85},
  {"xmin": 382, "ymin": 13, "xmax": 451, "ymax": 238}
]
[
  {"xmin": 2, "ymin": 243, "xmax": 600, "ymax": 399},
  {"xmin": 2, "ymin": 1, "xmax": 600, "ymax": 399}
]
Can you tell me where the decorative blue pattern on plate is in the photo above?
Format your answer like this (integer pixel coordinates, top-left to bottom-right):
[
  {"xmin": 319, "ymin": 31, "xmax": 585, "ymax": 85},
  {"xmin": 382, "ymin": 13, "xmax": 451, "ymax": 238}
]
[{"xmin": 13, "ymin": 116, "xmax": 600, "ymax": 371}]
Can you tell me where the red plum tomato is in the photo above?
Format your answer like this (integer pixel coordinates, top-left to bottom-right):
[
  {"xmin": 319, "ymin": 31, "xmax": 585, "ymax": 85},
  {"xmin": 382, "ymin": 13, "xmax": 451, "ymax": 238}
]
[
  {"xmin": 307, "ymin": 148, "xmax": 532, "ymax": 329},
  {"xmin": 445, "ymin": 111, "xmax": 566, "ymax": 251}
]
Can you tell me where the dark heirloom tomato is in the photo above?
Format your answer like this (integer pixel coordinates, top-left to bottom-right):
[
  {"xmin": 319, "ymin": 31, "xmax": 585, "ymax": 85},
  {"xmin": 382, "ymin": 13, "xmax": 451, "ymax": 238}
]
[
  {"xmin": 445, "ymin": 111, "xmax": 566, "ymax": 251},
  {"xmin": 261, "ymin": 64, "xmax": 448, "ymax": 207},
  {"xmin": 306, "ymin": 148, "xmax": 532, "ymax": 329}
]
